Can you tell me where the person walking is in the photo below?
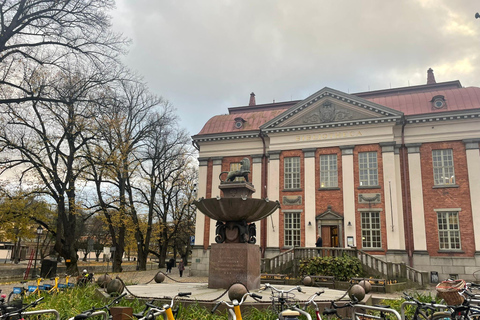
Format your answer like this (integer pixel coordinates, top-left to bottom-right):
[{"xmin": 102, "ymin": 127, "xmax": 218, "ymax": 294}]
[
  {"xmin": 316, "ymin": 236, "xmax": 323, "ymax": 254},
  {"xmin": 178, "ymin": 259, "xmax": 185, "ymax": 277}
]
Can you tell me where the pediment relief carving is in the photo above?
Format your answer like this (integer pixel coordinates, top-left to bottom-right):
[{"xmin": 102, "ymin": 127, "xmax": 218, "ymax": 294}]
[
  {"xmin": 301, "ymin": 101, "xmax": 353, "ymax": 124},
  {"xmin": 279, "ymin": 98, "xmax": 384, "ymax": 128}
]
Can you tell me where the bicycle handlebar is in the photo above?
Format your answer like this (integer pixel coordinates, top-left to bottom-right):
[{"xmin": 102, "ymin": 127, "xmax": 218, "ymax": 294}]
[
  {"xmin": 303, "ymin": 290, "xmax": 325, "ymax": 310},
  {"xmin": 211, "ymin": 292, "xmax": 262, "ymax": 313},
  {"xmin": 260, "ymin": 283, "xmax": 305, "ymax": 294}
]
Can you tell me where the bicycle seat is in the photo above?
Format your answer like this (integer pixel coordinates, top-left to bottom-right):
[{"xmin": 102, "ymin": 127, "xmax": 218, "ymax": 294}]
[
  {"xmin": 281, "ymin": 309, "xmax": 301, "ymax": 317},
  {"xmin": 132, "ymin": 312, "xmax": 145, "ymax": 319},
  {"xmin": 374, "ymin": 304, "xmax": 391, "ymax": 308}
]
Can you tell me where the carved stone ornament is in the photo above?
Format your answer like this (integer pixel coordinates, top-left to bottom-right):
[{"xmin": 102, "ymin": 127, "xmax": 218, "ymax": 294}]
[
  {"xmin": 283, "ymin": 195, "xmax": 302, "ymax": 205},
  {"xmin": 358, "ymin": 193, "xmax": 381, "ymax": 204},
  {"xmin": 303, "ymin": 101, "xmax": 352, "ymax": 124}
]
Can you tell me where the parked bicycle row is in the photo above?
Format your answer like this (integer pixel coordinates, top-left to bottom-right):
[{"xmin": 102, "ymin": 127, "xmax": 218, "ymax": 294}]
[{"xmin": 1, "ymin": 276, "xmax": 480, "ymax": 320}]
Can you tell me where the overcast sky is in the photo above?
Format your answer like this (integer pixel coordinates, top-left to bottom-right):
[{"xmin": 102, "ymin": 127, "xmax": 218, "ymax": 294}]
[{"xmin": 110, "ymin": 0, "xmax": 480, "ymax": 136}]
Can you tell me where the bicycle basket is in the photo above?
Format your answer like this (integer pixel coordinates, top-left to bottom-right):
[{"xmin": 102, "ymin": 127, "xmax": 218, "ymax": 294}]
[{"xmin": 436, "ymin": 279, "xmax": 465, "ymax": 305}]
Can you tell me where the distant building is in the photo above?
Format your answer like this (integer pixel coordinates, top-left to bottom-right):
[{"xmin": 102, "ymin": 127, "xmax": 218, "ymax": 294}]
[{"xmin": 191, "ymin": 69, "xmax": 480, "ymax": 280}]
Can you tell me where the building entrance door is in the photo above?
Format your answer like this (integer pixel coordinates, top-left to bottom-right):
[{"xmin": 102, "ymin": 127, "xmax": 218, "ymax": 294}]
[{"xmin": 330, "ymin": 226, "xmax": 339, "ymax": 247}]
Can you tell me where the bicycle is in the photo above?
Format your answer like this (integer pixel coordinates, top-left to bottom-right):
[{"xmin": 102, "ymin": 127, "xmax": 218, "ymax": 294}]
[
  {"xmin": 134, "ymin": 292, "xmax": 191, "ymax": 320},
  {"xmin": 401, "ymin": 292, "xmax": 448, "ymax": 320},
  {"xmin": 68, "ymin": 292, "xmax": 127, "ymax": 320},
  {"xmin": 27, "ymin": 277, "xmax": 44, "ymax": 296},
  {"xmin": 59, "ymin": 274, "xmax": 75, "ymax": 290},
  {"xmin": 6, "ymin": 282, "xmax": 28, "ymax": 307},
  {"xmin": 302, "ymin": 290, "xmax": 325, "ymax": 320},
  {"xmin": 211, "ymin": 291, "xmax": 263, "ymax": 320},
  {"xmin": 0, "ymin": 297, "xmax": 60, "ymax": 320},
  {"xmin": 48, "ymin": 276, "xmax": 61, "ymax": 294},
  {"xmin": 259, "ymin": 283, "xmax": 310, "ymax": 320}
]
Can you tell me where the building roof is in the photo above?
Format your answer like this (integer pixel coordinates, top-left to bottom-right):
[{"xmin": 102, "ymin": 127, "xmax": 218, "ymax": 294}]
[{"xmin": 195, "ymin": 80, "xmax": 480, "ymax": 136}]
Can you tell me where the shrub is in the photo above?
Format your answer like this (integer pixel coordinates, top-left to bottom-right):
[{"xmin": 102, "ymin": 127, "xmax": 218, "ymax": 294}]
[{"xmin": 298, "ymin": 253, "xmax": 364, "ymax": 281}]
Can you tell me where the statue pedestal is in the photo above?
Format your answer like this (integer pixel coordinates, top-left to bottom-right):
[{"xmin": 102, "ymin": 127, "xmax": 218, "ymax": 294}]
[{"xmin": 208, "ymin": 243, "xmax": 260, "ymax": 290}]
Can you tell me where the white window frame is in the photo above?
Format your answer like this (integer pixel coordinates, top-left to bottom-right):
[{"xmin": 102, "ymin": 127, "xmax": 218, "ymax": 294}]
[
  {"xmin": 436, "ymin": 209, "xmax": 461, "ymax": 250},
  {"xmin": 432, "ymin": 149, "xmax": 455, "ymax": 186},
  {"xmin": 361, "ymin": 211, "xmax": 382, "ymax": 249},
  {"xmin": 284, "ymin": 211, "xmax": 301, "ymax": 247},
  {"xmin": 359, "ymin": 152, "xmax": 378, "ymax": 186},
  {"xmin": 284, "ymin": 157, "xmax": 300, "ymax": 189},
  {"xmin": 320, "ymin": 154, "xmax": 338, "ymax": 188}
]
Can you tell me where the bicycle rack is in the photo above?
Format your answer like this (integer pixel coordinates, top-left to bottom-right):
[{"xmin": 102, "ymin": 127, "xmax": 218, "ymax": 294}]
[
  {"xmin": 22, "ymin": 309, "xmax": 61, "ymax": 320},
  {"xmin": 352, "ymin": 304, "xmax": 402, "ymax": 320}
]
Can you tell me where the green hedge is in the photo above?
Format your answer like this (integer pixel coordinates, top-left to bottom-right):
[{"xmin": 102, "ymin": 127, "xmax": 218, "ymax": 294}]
[{"xmin": 298, "ymin": 253, "xmax": 364, "ymax": 281}]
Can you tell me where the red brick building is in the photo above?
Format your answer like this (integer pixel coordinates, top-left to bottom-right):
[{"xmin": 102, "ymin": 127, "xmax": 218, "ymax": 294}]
[{"xmin": 191, "ymin": 69, "xmax": 480, "ymax": 280}]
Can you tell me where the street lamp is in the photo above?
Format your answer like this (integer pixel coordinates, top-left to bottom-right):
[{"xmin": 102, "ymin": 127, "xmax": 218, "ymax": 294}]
[{"xmin": 31, "ymin": 225, "xmax": 43, "ymax": 279}]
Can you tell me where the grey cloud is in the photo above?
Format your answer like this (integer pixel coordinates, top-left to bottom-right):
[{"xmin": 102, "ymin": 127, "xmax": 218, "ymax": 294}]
[{"xmin": 111, "ymin": 0, "xmax": 480, "ymax": 135}]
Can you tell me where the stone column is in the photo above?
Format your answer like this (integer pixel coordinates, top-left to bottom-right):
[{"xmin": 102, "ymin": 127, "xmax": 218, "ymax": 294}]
[
  {"xmin": 209, "ymin": 157, "xmax": 223, "ymax": 247},
  {"xmin": 266, "ymin": 151, "xmax": 281, "ymax": 256},
  {"xmin": 303, "ymin": 148, "xmax": 316, "ymax": 247},
  {"xmin": 252, "ymin": 154, "xmax": 263, "ymax": 245},
  {"xmin": 194, "ymin": 157, "xmax": 209, "ymax": 247},
  {"xmin": 341, "ymin": 146, "xmax": 356, "ymax": 247},
  {"xmin": 380, "ymin": 142, "xmax": 405, "ymax": 250},
  {"xmin": 464, "ymin": 140, "xmax": 480, "ymax": 252},
  {"xmin": 406, "ymin": 144, "xmax": 427, "ymax": 251}
]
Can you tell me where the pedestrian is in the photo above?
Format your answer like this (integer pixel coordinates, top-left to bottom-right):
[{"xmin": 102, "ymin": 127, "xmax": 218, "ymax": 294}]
[
  {"xmin": 168, "ymin": 258, "xmax": 175, "ymax": 273},
  {"xmin": 166, "ymin": 260, "xmax": 172, "ymax": 273},
  {"xmin": 316, "ymin": 236, "xmax": 323, "ymax": 254},
  {"xmin": 178, "ymin": 259, "xmax": 185, "ymax": 277}
]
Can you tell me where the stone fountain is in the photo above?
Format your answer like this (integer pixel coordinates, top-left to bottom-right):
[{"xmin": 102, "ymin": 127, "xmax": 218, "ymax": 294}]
[{"xmin": 194, "ymin": 158, "xmax": 280, "ymax": 290}]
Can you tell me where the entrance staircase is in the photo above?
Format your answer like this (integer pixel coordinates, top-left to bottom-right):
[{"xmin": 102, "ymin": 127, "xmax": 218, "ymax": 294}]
[{"xmin": 261, "ymin": 247, "xmax": 429, "ymax": 287}]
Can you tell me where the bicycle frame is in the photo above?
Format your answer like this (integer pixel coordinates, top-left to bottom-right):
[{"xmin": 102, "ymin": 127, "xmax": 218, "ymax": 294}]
[
  {"xmin": 49, "ymin": 277, "xmax": 60, "ymax": 294},
  {"xmin": 211, "ymin": 292, "xmax": 262, "ymax": 320}
]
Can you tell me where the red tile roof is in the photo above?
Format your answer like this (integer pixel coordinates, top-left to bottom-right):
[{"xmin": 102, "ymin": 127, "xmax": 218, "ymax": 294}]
[
  {"xmin": 366, "ymin": 86, "xmax": 480, "ymax": 115},
  {"xmin": 196, "ymin": 83, "xmax": 480, "ymax": 136}
]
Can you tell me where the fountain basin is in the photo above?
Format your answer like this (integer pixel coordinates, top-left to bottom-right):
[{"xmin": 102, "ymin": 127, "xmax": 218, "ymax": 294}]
[{"xmin": 194, "ymin": 197, "xmax": 280, "ymax": 223}]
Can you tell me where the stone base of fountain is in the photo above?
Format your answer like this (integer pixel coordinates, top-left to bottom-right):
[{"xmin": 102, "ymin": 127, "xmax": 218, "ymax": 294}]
[{"xmin": 208, "ymin": 243, "xmax": 260, "ymax": 290}]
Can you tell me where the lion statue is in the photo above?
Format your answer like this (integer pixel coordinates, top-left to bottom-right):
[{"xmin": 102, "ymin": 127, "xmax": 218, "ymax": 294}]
[{"xmin": 219, "ymin": 158, "xmax": 251, "ymax": 182}]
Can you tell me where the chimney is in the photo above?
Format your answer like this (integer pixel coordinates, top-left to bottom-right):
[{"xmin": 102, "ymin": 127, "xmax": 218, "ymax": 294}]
[
  {"xmin": 249, "ymin": 92, "xmax": 256, "ymax": 106},
  {"xmin": 427, "ymin": 68, "xmax": 436, "ymax": 84}
]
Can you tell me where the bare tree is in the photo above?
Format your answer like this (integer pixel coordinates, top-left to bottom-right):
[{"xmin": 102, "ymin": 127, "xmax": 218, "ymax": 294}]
[
  {"xmin": 85, "ymin": 79, "xmax": 164, "ymax": 272},
  {"xmin": 133, "ymin": 112, "xmax": 192, "ymax": 270},
  {"xmin": 0, "ymin": 0, "xmax": 126, "ymax": 104},
  {"xmin": 0, "ymin": 63, "xmax": 119, "ymax": 274}
]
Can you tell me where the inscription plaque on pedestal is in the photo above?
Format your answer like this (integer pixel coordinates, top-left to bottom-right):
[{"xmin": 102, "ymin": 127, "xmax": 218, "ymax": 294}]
[{"xmin": 208, "ymin": 243, "xmax": 260, "ymax": 290}]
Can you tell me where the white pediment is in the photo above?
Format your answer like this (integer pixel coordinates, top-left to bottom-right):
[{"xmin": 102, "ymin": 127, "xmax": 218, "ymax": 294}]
[{"xmin": 261, "ymin": 87, "xmax": 403, "ymax": 132}]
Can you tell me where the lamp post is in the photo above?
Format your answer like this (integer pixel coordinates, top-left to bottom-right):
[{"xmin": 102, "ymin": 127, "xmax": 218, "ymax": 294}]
[{"xmin": 31, "ymin": 225, "xmax": 43, "ymax": 279}]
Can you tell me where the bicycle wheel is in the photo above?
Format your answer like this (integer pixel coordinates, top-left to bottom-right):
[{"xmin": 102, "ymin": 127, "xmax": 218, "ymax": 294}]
[
  {"xmin": 411, "ymin": 310, "xmax": 430, "ymax": 320},
  {"xmin": 430, "ymin": 312, "xmax": 452, "ymax": 320}
]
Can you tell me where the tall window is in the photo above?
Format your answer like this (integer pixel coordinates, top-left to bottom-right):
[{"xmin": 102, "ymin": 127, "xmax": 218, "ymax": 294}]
[
  {"xmin": 284, "ymin": 157, "xmax": 300, "ymax": 189},
  {"xmin": 432, "ymin": 149, "xmax": 455, "ymax": 185},
  {"xmin": 361, "ymin": 211, "xmax": 381, "ymax": 248},
  {"xmin": 284, "ymin": 212, "xmax": 301, "ymax": 247},
  {"xmin": 229, "ymin": 162, "xmax": 244, "ymax": 182},
  {"xmin": 359, "ymin": 152, "xmax": 378, "ymax": 186},
  {"xmin": 437, "ymin": 211, "xmax": 461, "ymax": 250},
  {"xmin": 320, "ymin": 154, "xmax": 338, "ymax": 188}
]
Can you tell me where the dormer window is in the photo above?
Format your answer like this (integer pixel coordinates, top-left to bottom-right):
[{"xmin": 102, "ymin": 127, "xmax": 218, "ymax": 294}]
[
  {"xmin": 431, "ymin": 95, "xmax": 447, "ymax": 110},
  {"xmin": 234, "ymin": 117, "xmax": 246, "ymax": 129}
]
